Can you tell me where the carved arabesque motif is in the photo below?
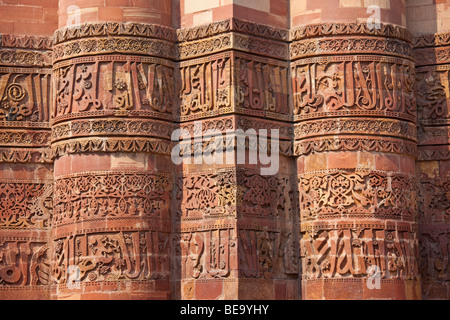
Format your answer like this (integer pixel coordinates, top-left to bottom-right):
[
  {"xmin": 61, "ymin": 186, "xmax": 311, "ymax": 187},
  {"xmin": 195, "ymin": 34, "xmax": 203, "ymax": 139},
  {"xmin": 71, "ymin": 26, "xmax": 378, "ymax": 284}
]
[
  {"xmin": 0, "ymin": 240, "xmax": 50, "ymax": 286},
  {"xmin": 176, "ymin": 169, "xmax": 296, "ymax": 221},
  {"xmin": 419, "ymin": 228, "xmax": 450, "ymax": 282},
  {"xmin": 238, "ymin": 229, "xmax": 299, "ymax": 279},
  {"xmin": 0, "ymin": 71, "xmax": 51, "ymax": 122},
  {"xmin": 300, "ymin": 225, "xmax": 419, "ymax": 280},
  {"xmin": 54, "ymin": 172, "xmax": 172, "ymax": 226}
]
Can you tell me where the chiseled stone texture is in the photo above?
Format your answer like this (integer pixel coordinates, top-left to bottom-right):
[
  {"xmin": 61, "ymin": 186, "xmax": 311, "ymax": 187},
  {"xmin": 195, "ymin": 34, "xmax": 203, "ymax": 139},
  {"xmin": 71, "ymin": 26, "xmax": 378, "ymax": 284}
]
[{"xmin": 0, "ymin": 0, "xmax": 449, "ymax": 301}]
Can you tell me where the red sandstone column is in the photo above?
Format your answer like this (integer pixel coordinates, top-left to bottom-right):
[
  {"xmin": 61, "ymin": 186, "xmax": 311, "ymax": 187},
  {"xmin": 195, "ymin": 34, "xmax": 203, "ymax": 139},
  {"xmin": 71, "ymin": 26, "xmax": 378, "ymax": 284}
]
[
  {"xmin": 176, "ymin": 0, "xmax": 299, "ymax": 300},
  {"xmin": 291, "ymin": 0, "xmax": 421, "ymax": 299},
  {"xmin": 0, "ymin": 0, "xmax": 57, "ymax": 300},
  {"xmin": 51, "ymin": 0, "xmax": 175, "ymax": 299},
  {"xmin": 408, "ymin": 0, "xmax": 450, "ymax": 300}
]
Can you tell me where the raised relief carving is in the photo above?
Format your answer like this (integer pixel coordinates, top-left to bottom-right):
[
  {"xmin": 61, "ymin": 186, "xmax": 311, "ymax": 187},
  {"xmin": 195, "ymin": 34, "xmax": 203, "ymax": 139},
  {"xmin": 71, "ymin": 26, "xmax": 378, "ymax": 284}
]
[
  {"xmin": 292, "ymin": 59, "xmax": 416, "ymax": 120},
  {"xmin": 239, "ymin": 229, "xmax": 299, "ymax": 279},
  {"xmin": 0, "ymin": 240, "xmax": 50, "ymax": 286},
  {"xmin": 53, "ymin": 57, "xmax": 175, "ymax": 122},
  {"xmin": 176, "ymin": 169, "xmax": 237, "ymax": 220},
  {"xmin": 419, "ymin": 229, "xmax": 450, "ymax": 282},
  {"xmin": 179, "ymin": 56, "xmax": 231, "ymax": 120},
  {"xmin": 180, "ymin": 228, "xmax": 235, "ymax": 279},
  {"xmin": 176, "ymin": 169, "xmax": 295, "ymax": 221},
  {"xmin": 418, "ymin": 177, "xmax": 450, "ymax": 224},
  {"xmin": 52, "ymin": 231, "xmax": 171, "ymax": 284},
  {"xmin": 234, "ymin": 56, "xmax": 289, "ymax": 119},
  {"xmin": 416, "ymin": 69, "xmax": 449, "ymax": 122},
  {"xmin": 299, "ymin": 170, "xmax": 417, "ymax": 220},
  {"xmin": 0, "ymin": 71, "xmax": 51, "ymax": 122},
  {"xmin": 0, "ymin": 180, "xmax": 53, "ymax": 229},
  {"xmin": 300, "ymin": 226, "xmax": 419, "ymax": 280},
  {"xmin": 53, "ymin": 172, "xmax": 172, "ymax": 226}
]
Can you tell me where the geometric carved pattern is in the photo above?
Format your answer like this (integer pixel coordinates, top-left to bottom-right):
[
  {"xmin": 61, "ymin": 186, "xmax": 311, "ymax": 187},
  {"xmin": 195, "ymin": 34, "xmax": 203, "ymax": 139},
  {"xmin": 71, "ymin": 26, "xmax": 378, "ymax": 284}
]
[
  {"xmin": 0, "ymin": 239, "xmax": 50, "ymax": 286},
  {"xmin": 2, "ymin": 9, "xmax": 448, "ymax": 299},
  {"xmin": 53, "ymin": 171, "xmax": 172, "ymax": 226},
  {"xmin": 179, "ymin": 52, "xmax": 290, "ymax": 121},
  {"xmin": 299, "ymin": 170, "xmax": 417, "ymax": 221}
]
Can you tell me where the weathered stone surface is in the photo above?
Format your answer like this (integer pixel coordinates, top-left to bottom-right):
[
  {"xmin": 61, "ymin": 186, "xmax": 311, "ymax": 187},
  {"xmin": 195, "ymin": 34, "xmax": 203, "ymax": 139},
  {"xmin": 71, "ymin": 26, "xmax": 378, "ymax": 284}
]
[{"xmin": 0, "ymin": 0, "xmax": 448, "ymax": 301}]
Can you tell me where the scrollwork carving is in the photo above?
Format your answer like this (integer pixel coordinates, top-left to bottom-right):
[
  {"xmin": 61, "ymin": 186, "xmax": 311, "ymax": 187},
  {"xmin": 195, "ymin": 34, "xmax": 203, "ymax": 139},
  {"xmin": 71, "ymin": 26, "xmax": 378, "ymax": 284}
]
[
  {"xmin": 299, "ymin": 170, "xmax": 417, "ymax": 221},
  {"xmin": 53, "ymin": 171, "xmax": 172, "ymax": 226}
]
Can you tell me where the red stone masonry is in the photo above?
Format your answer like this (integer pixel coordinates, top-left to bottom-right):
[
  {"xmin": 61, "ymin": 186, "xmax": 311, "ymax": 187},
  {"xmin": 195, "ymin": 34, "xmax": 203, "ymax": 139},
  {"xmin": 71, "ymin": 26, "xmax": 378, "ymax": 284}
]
[{"xmin": 0, "ymin": 0, "xmax": 448, "ymax": 300}]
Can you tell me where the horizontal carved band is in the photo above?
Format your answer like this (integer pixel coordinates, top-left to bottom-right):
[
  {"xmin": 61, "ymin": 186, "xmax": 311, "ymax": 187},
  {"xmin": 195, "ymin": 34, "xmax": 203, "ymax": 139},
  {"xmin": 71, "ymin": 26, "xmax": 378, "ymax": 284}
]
[
  {"xmin": 53, "ymin": 18, "xmax": 289, "ymax": 46},
  {"xmin": 417, "ymin": 145, "xmax": 450, "ymax": 161},
  {"xmin": 54, "ymin": 171, "xmax": 172, "ymax": 227},
  {"xmin": 54, "ymin": 20, "xmax": 410, "ymax": 48},
  {"xmin": 179, "ymin": 33, "xmax": 288, "ymax": 60},
  {"xmin": 52, "ymin": 56, "xmax": 175, "ymax": 124},
  {"xmin": 418, "ymin": 126, "xmax": 450, "ymax": 146},
  {"xmin": 294, "ymin": 118, "xmax": 417, "ymax": 141},
  {"xmin": 52, "ymin": 36, "xmax": 176, "ymax": 62},
  {"xmin": 300, "ymin": 225, "xmax": 418, "ymax": 280},
  {"xmin": 299, "ymin": 170, "xmax": 417, "ymax": 221},
  {"xmin": 0, "ymin": 69, "xmax": 51, "ymax": 124},
  {"xmin": 0, "ymin": 49, "xmax": 52, "ymax": 67},
  {"xmin": 179, "ymin": 115, "xmax": 293, "ymax": 140},
  {"xmin": 179, "ymin": 52, "xmax": 290, "ymax": 122},
  {"xmin": 291, "ymin": 37, "xmax": 413, "ymax": 60},
  {"xmin": 53, "ymin": 25, "xmax": 290, "ymax": 62},
  {"xmin": 416, "ymin": 65, "xmax": 450, "ymax": 124},
  {"xmin": 415, "ymin": 46, "xmax": 450, "ymax": 66},
  {"xmin": 177, "ymin": 18, "xmax": 289, "ymax": 43},
  {"xmin": 52, "ymin": 137, "xmax": 173, "ymax": 158},
  {"xmin": 176, "ymin": 136, "xmax": 292, "ymax": 157},
  {"xmin": 290, "ymin": 22, "xmax": 411, "ymax": 42},
  {"xmin": 176, "ymin": 168, "xmax": 296, "ymax": 222},
  {"xmin": 53, "ymin": 22, "xmax": 176, "ymax": 45},
  {"xmin": 1, "ymin": 34, "xmax": 53, "ymax": 50},
  {"xmin": 52, "ymin": 230, "xmax": 171, "ymax": 284},
  {"xmin": 51, "ymin": 118, "xmax": 175, "ymax": 143},
  {"xmin": 294, "ymin": 136, "xmax": 417, "ymax": 157},
  {"xmin": 301, "ymin": 219, "xmax": 417, "ymax": 233},
  {"xmin": 0, "ymin": 179, "xmax": 53, "ymax": 230}
]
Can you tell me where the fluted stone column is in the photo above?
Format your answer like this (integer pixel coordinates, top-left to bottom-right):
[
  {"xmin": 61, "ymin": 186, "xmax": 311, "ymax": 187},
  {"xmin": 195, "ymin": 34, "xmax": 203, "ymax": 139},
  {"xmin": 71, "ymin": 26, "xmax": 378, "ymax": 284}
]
[
  {"xmin": 0, "ymin": 0, "xmax": 57, "ymax": 300},
  {"xmin": 175, "ymin": 0, "xmax": 300, "ymax": 300},
  {"xmin": 291, "ymin": 0, "xmax": 421, "ymax": 299},
  {"xmin": 50, "ymin": 0, "xmax": 175, "ymax": 299}
]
